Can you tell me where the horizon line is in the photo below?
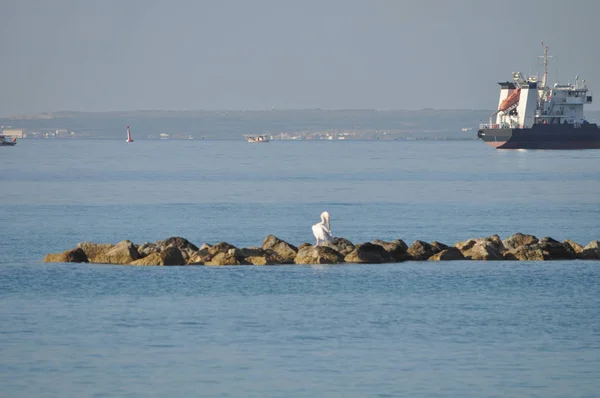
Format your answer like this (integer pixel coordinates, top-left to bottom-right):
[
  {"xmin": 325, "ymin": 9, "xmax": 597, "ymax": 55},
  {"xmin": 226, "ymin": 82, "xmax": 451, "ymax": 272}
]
[
  {"xmin": 1, "ymin": 108, "xmax": 501, "ymax": 118},
  {"xmin": 3, "ymin": 107, "xmax": 600, "ymax": 119}
]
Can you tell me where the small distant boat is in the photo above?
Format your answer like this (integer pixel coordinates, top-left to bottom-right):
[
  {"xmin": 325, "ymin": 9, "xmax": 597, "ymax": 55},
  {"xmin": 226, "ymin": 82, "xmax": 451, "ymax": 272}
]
[
  {"xmin": 244, "ymin": 134, "xmax": 270, "ymax": 143},
  {"xmin": 0, "ymin": 135, "xmax": 17, "ymax": 146},
  {"xmin": 126, "ymin": 126, "xmax": 134, "ymax": 143}
]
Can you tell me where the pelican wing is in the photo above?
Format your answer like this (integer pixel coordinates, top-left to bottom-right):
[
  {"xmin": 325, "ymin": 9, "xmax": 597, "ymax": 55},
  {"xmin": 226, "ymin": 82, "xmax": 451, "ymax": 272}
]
[
  {"xmin": 312, "ymin": 223, "xmax": 332, "ymax": 242},
  {"xmin": 324, "ymin": 228, "xmax": 333, "ymax": 242}
]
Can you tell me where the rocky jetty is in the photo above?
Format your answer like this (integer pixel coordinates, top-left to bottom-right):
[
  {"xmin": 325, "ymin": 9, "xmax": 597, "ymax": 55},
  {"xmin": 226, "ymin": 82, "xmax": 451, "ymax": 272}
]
[{"xmin": 43, "ymin": 233, "xmax": 600, "ymax": 266}]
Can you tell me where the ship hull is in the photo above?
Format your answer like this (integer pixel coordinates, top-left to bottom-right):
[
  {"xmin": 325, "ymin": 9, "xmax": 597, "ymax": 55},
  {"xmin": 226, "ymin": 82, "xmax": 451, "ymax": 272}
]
[{"xmin": 477, "ymin": 123, "xmax": 600, "ymax": 149}]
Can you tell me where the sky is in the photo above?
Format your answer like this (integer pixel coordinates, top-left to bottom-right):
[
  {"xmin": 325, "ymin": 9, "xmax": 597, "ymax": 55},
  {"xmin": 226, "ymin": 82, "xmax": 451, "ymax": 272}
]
[{"xmin": 1, "ymin": 0, "xmax": 599, "ymax": 116}]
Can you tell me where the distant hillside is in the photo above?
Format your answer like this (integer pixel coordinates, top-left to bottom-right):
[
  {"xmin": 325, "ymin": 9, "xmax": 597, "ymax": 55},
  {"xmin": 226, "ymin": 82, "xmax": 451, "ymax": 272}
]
[{"xmin": 2, "ymin": 109, "xmax": 599, "ymax": 140}]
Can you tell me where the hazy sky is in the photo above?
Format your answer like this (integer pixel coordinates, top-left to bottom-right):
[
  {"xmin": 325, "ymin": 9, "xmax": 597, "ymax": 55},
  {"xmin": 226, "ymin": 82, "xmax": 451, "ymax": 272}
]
[{"xmin": 1, "ymin": 0, "xmax": 599, "ymax": 116}]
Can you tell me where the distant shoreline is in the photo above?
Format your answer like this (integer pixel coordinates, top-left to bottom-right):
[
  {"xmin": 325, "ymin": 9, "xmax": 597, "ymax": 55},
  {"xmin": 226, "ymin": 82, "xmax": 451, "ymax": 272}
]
[
  {"xmin": 8, "ymin": 137, "xmax": 479, "ymax": 142},
  {"xmin": 3, "ymin": 108, "xmax": 596, "ymax": 141},
  {"xmin": 2, "ymin": 108, "xmax": 494, "ymax": 119}
]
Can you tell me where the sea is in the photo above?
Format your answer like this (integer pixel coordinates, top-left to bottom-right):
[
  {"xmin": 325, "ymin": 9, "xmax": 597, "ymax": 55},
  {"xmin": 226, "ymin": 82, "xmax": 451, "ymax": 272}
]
[{"xmin": 1, "ymin": 139, "xmax": 599, "ymax": 397}]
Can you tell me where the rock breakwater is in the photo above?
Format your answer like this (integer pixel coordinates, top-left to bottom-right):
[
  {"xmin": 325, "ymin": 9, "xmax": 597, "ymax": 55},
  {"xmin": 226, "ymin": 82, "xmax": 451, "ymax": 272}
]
[{"xmin": 43, "ymin": 233, "xmax": 600, "ymax": 266}]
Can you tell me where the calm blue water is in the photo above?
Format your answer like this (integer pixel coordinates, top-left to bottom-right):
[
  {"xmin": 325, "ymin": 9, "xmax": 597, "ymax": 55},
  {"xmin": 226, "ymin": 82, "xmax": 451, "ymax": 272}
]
[{"xmin": 1, "ymin": 140, "xmax": 599, "ymax": 397}]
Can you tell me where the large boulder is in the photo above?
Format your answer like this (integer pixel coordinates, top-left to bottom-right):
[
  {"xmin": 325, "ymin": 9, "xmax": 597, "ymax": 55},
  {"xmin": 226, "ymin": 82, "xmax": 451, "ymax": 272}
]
[
  {"xmin": 392, "ymin": 239, "xmax": 409, "ymax": 251},
  {"xmin": 535, "ymin": 237, "xmax": 576, "ymax": 260},
  {"xmin": 187, "ymin": 248, "xmax": 213, "ymax": 265},
  {"xmin": 371, "ymin": 239, "xmax": 411, "ymax": 262},
  {"xmin": 160, "ymin": 247, "xmax": 187, "ymax": 265},
  {"xmin": 130, "ymin": 252, "xmax": 163, "ymax": 266},
  {"xmin": 156, "ymin": 236, "xmax": 199, "ymax": 252},
  {"xmin": 44, "ymin": 248, "xmax": 88, "ymax": 263},
  {"xmin": 228, "ymin": 247, "xmax": 285, "ymax": 265},
  {"xmin": 93, "ymin": 240, "xmax": 140, "ymax": 264},
  {"xmin": 245, "ymin": 253, "xmax": 286, "ymax": 265},
  {"xmin": 428, "ymin": 247, "xmax": 465, "ymax": 261},
  {"xmin": 504, "ymin": 233, "xmax": 580, "ymax": 261},
  {"xmin": 579, "ymin": 240, "xmax": 600, "ymax": 260},
  {"xmin": 294, "ymin": 246, "xmax": 344, "ymax": 264},
  {"xmin": 261, "ymin": 235, "xmax": 297, "ymax": 263},
  {"xmin": 130, "ymin": 247, "xmax": 187, "ymax": 266},
  {"xmin": 229, "ymin": 247, "xmax": 266, "ymax": 258},
  {"xmin": 205, "ymin": 252, "xmax": 242, "ymax": 266},
  {"xmin": 504, "ymin": 245, "xmax": 545, "ymax": 261},
  {"xmin": 344, "ymin": 242, "xmax": 393, "ymax": 264},
  {"xmin": 455, "ymin": 238, "xmax": 477, "ymax": 252},
  {"xmin": 206, "ymin": 242, "xmax": 237, "ymax": 257},
  {"xmin": 563, "ymin": 239, "xmax": 584, "ymax": 255},
  {"xmin": 455, "ymin": 235, "xmax": 505, "ymax": 260},
  {"xmin": 77, "ymin": 242, "xmax": 114, "ymax": 263},
  {"xmin": 459, "ymin": 239, "xmax": 504, "ymax": 260},
  {"xmin": 188, "ymin": 242, "xmax": 237, "ymax": 264},
  {"xmin": 155, "ymin": 237, "xmax": 199, "ymax": 262},
  {"xmin": 199, "ymin": 243, "xmax": 212, "ymax": 251},
  {"xmin": 502, "ymin": 233, "xmax": 538, "ymax": 250},
  {"xmin": 407, "ymin": 240, "xmax": 441, "ymax": 261},
  {"xmin": 485, "ymin": 234, "xmax": 506, "ymax": 252},
  {"xmin": 431, "ymin": 241, "xmax": 449, "ymax": 252},
  {"xmin": 137, "ymin": 242, "xmax": 160, "ymax": 258},
  {"xmin": 324, "ymin": 237, "xmax": 356, "ymax": 256}
]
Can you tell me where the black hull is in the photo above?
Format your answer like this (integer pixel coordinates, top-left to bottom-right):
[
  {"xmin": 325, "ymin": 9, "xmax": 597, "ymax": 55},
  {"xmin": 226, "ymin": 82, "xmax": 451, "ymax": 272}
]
[{"xmin": 477, "ymin": 123, "xmax": 600, "ymax": 149}]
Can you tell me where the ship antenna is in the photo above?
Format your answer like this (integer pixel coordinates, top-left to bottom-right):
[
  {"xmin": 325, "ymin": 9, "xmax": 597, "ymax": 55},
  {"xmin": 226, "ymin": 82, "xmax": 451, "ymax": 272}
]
[{"xmin": 541, "ymin": 41, "xmax": 548, "ymax": 88}]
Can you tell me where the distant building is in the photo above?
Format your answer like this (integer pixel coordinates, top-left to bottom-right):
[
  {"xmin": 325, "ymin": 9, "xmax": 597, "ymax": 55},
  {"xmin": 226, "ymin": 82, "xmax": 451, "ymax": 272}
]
[
  {"xmin": 2, "ymin": 128, "xmax": 26, "ymax": 138},
  {"xmin": 55, "ymin": 129, "xmax": 69, "ymax": 138}
]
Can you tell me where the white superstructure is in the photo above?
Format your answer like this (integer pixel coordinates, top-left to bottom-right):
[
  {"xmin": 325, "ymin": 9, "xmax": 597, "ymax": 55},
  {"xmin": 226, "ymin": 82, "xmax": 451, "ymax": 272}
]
[{"xmin": 485, "ymin": 43, "xmax": 593, "ymax": 129}]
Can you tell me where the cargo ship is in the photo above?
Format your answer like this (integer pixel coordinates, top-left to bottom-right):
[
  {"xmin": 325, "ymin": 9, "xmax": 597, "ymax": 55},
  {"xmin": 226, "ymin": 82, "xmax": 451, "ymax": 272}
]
[{"xmin": 477, "ymin": 44, "xmax": 600, "ymax": 149}]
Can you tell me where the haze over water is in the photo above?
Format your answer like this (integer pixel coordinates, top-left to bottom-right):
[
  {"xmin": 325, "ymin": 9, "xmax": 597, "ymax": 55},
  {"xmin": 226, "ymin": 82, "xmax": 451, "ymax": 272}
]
[{"xmin": 1, "ymin": 140, "xmax": 599, "ymax": 397}]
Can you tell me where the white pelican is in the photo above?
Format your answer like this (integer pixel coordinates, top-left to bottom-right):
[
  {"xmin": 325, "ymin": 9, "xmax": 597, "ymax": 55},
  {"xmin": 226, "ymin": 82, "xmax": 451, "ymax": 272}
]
[{"xmin": 312, "ymin": 211, "xmax": 333, "ymax": 246}]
